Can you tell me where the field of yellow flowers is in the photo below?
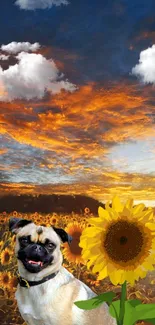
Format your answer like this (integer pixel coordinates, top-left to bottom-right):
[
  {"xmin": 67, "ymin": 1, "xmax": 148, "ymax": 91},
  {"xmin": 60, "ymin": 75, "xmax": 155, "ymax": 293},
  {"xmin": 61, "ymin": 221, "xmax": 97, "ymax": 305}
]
[{"xmin": 0, "ymin": 209, "xmax": 155, "ymax": 325}]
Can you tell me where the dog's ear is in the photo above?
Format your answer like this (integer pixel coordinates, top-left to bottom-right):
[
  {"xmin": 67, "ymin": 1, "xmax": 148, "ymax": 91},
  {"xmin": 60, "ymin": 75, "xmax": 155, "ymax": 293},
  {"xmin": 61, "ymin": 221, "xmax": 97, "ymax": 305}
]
[
  {"xmin": 52, "ymin": 226, "xmax": 73, "ymax": 244},
  {"xmin": 9, "ymin": 218, "xmax": 32, "ymax": 234}
]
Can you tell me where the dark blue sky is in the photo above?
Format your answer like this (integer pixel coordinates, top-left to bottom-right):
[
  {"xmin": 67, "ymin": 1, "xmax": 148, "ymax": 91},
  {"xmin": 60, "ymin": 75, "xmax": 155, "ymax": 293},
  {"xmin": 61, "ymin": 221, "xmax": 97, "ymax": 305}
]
[{"xmin": 1, "ymin": 0, "xmax": 155, "ymax": 83}]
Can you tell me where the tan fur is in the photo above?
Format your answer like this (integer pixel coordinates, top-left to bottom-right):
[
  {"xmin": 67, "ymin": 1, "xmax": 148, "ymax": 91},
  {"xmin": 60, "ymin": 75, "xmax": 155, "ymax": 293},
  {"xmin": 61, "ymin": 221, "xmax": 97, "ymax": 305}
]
[
  {"xmin": 55, "ymin": 279, "xmax": 80, "ymax": 325},
  {"xmin": 14, "ymin": 222, "xmax": 116, "ymax": 325}
]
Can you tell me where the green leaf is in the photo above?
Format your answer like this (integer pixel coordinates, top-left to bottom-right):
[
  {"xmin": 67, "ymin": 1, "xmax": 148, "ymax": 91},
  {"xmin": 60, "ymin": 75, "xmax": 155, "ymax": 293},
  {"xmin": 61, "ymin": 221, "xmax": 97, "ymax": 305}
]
[
  {"xmin": 123, "ymin": 300, "xmax": 142, "ymax": 325},
  {"xmin": 74, "ymin": 291, "xmax": 116, "ymax": 310},
  {"xmin": 145, "ymin": 319, "xmax": 155, "ymax": 324},
  {"xmin": 127, "ymin": 299, "xmax": 142, "ymax": 308},
  {"xmin": 109, "ymin": 299, "xmax": 142, "ymax": 324},
  {"xmin": 109, "ymin": 300, "xmax": 120, "ymax": 319},
  {"xmin": 135, "ymin": 303, "xmax": 155, "ymax": 321}
]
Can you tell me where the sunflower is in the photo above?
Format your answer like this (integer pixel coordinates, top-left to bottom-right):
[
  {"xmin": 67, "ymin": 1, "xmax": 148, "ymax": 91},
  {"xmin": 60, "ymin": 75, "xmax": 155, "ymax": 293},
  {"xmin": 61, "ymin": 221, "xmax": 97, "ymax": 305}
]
[
  {"xmin": 63, "ymin": 221, "xmax": 87, "ymax": 265},
  {"xmin": 64, "ymin": 215, "xmax": 70, "ymax": 222},
  {"xmin": 2, "ymin": 216, "xmax": 8, "ymax": 223},
  {"xmin": 0, "ymin": 271, "xmax": 11, "ymax": 289},
  {"xmin": 51, "ymin": 212, "xmax": 57, "ymax": 217},
  {"xmin": 50, "ymin": 215, "xmax": 59, "ymax": 226},
  {"xmin": 84, "ymin": 207, "xmax": 90, "ymax": 214},
  {"xmin": 62, "ymin": 262, "xmax": 75, "ymax": 273},
  {"xmin": 0, "ymin": 247, "xmax": 12, "ymax": 265},
  {"xmin": 72, "ymin": 217, "xmax": 77, "ymax": 222},
  {"xmin": 9, "ymin": 275, "xmax": 18, "ymax": 290},
  {"xmin": 0, "ymin": 240, "xmax": 4, "ymax": 251},
  {"xmin": 79, "ymin": 196, "xmax": 155, "ymax": 286},
  {"xmin": 0, "ymin": 217, "xmax": 6, "ymax": 225},
  {"xmin": 12, "ymin": 211, "xmax": 18, "ymax": 217},
  {"xmin": 11, "ymin": 235, "xmax": 16, "ymax": 245},
  {"xmin": 34, "ymin": 216, "xmax": 43, "ymax": 224},
  {"xmin": 45, "ymin": 214, "xmax": 51, "ymax": 222}
]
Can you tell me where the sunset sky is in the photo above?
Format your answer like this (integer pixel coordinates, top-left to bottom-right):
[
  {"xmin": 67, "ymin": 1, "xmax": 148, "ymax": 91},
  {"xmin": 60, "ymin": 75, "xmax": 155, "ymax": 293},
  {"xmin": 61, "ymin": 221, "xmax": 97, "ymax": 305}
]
[{"xmin": 0, "ymin": 0, "xmax": 155, "ymax": 205}]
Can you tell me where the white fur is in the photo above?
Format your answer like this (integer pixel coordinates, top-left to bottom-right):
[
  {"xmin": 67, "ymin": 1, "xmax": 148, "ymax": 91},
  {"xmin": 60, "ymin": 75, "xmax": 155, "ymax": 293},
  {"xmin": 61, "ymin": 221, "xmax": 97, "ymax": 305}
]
[{"xmin": 14, "ymin": 223, "xmax": 116, "ymax": 325}]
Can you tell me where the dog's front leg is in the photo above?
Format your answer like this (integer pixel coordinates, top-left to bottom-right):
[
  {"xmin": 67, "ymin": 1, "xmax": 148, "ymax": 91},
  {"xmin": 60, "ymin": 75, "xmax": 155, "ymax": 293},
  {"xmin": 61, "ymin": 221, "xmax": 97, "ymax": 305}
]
[{"xmin": 20, "ymin": 314, "xmax": 46, "ymax": 325}]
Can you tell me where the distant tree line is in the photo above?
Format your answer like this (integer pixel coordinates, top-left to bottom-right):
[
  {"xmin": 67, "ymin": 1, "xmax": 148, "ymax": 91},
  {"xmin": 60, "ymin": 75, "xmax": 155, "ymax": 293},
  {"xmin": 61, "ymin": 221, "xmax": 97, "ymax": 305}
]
[{"xmin": 0, "ymin": 194, "xmax": 105, "ymax": 215}]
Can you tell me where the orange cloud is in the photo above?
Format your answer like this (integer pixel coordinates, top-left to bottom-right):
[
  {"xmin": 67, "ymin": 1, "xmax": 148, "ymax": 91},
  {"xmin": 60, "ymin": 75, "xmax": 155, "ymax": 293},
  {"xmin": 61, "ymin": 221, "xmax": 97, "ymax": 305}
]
[
  {"xmin": 0, "ymin": 81, "xmax": 155, "ymax": 202},
  {"xmin": 0, "ymin": 82, "xmax": 154, "ymax": 158},
  {"xmin": 0, "ymin": 148, "xmax": 8, "ymax": 155}
]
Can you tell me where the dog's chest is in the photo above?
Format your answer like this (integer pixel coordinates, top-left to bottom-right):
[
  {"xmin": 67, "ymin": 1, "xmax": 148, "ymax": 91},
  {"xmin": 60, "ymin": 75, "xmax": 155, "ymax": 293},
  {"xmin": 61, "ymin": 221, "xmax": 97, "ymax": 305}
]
[{"xmin": 15, "ymin": 284, "xmax": 61, "ymax": 325}]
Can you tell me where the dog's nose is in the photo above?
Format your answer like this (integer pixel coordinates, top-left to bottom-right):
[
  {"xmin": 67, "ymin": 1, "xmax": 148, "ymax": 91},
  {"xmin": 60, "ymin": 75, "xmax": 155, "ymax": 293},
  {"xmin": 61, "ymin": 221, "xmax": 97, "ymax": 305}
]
[{"xmin": 33, "ymin": 244, "xmax": 43, "ymax": 252}]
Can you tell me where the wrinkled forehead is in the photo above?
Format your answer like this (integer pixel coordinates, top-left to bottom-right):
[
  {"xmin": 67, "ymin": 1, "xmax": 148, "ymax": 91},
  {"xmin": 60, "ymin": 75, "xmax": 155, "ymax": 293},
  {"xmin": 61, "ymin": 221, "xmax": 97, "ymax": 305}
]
[{"xmin": 17, "ymin": 223, "xmax": 61, "ymax": 245}]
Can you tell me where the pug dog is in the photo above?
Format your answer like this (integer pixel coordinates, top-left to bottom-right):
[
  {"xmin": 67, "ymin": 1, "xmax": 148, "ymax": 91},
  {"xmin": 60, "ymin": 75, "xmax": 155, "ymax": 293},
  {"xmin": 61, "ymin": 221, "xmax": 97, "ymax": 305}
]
[{"xmin": 9, "ymin": 218, "xmax": 116, "ymax": 325}]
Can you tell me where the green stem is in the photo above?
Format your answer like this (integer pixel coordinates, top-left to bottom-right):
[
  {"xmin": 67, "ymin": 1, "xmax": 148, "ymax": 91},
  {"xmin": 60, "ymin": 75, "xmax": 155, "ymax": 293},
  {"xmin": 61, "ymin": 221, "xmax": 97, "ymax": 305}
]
[
  {"xmin": 118, "ymin": 281, "xmax": 127, "ymax": 325},
  {"xmin": 110, "ymin": 303, "xmax": 120, "ymax": 324}
]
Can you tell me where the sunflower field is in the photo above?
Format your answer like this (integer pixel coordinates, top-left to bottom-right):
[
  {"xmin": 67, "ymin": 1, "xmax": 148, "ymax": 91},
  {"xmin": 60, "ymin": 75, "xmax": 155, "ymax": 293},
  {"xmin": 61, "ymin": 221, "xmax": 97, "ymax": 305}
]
[{"xmin": 0, "ymin": 208, "xmax": 155, "ymax": 325}]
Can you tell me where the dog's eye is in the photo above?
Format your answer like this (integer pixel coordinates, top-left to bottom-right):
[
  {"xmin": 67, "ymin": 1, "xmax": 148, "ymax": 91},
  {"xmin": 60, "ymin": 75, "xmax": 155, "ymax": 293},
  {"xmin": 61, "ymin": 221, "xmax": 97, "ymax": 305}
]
[
  {"xmin": 47, "ymin": 242, "xmax": 55, "ymax": 249},
  {"xmin": 20, "ymin": 236, "xmax": 29, "ymax": 245}
]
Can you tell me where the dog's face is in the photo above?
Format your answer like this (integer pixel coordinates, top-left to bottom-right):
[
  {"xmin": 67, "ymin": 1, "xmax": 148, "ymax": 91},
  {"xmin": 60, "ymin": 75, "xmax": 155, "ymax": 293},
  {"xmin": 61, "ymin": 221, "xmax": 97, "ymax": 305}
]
[{"xmin": 9, "ymin": 218, "xmax": 72, "ymax": 275}]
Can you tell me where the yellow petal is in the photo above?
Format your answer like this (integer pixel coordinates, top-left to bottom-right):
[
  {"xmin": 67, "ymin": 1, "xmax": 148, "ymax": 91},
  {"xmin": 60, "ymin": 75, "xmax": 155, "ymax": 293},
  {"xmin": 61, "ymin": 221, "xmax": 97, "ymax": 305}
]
[
  {"xmin": 106, "ymin": 263, "xmax": 116, "ymax": 273},
  {"xmin": 108, "ymin": 209, "xmax": 119, "ymax": 220},
  {"xmin": 125, "ymin": 198, "xmax": 133, "ymax": 210},
  {"xmin": 81, "ymin": 240, "xmax": 100, "ymax": 250},
  {"xmin": 137, "ymin": 210, "xmax": 154, "ymax": 222},
  {"xmin": 143, "ymin": 209, "xmax": 154, "ymax": 219},
  {"xmin": 151, "ymin": 238, "xmax": 155, "ymax": 249},
  {"xmin": 125, "ymin": 271, "xmax": 136, "ymax": 286},
  {"xmin": 146, "ymin": 222, "xmax": 155, "ymax": 231},
  {"xmin": 81, "ymin": 227, "xmax": 102, "ymax": 237},
  {"xmin": 88, "ymin": 217, "xmax": 104, "ymax": 228},
  {"xmin": 92, "ymin": 261, "xmax": 106, "ymax": 273},
  {"xmin": 96, "ymin": 253, "xmax": 105, "ymax": 262},
  {"xmin": 80, "ymin": 231, "xmax": 101, "ymax": 242},
  {"xmin": 121, "ymin": 207, "xmax": 131, "ymax": 218},
  {"xmin": 133, "ymin": 204, "xmax": 145, "ymax": 215},
  {"xmin": 79, "ymin": 237, "xmax": 88, "ymax": 247},
  {"xmin": 82, "ymin": 250, "xmax": 92, "ymax": 260},
  {"xmin": 142, "ymin": 260, "xmax": 154, "ymax": 271},
  {"xmin": 112, "ymin": 196, "xmax": 123, "ymax": 212},
  {"xmin": 98, "ymin": 206, "xmax": 111, "ymax": 221},
  {"xmin": 87, "ymin": 255, "xmax": 99, "ymax": 269},
  {"xmin": 121, "ymin": 199, "xmax": 133, "ymax": 218},
  {"xmin": 105, "ymin": 201, "xmax": 112, "ymax": 212},
  {"xmin": 80, "ymin": 235, "xmax": 99, "ymax": 246},
  {"xmin": 89, "ymin": 246, "xmax": 103, "ymax": 256},
  {"xmin": 82, "ymin": 246, "xmax": 101, "ymax": 259},
  {"xmin": 136, "ymin": 267, "xmax": 147, "ymax": 279},
  {"xmin": 108, "ymin": 270, "xmax": 124, "ymax": 285},
  {"xmin": 97, "ymin": 266, "xmax": 108, "ymax": 280}
]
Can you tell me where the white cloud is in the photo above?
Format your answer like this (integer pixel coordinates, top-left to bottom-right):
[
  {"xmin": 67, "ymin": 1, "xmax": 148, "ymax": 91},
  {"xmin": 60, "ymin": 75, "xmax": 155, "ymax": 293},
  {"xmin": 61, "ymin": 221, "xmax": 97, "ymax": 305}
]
[
  {"xmin": 131, "ymin": 45, "xmax": 155, "ymax": 84},
  {"xmin": 1, "ymin": 42, "xmax": 40, "ymax": 54},
  {"xmin": 15, "ymin": 0, "xmax": 69, "ymax": 10},
  {"xmin": 0, "ymin": 54, "xmax": 9, "ymax": 60},
  {"xmin": 0, "ymin": 51, "xmax": 77, "ymax": 101}
]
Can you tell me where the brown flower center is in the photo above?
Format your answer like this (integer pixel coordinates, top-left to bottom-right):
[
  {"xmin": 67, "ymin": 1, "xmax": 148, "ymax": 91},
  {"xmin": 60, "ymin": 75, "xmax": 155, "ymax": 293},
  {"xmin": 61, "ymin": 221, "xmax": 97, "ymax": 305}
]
[
  {"xmin": 3, "ymin": 275, "xmax": 9, "ymax": 284},
  {"xmin": 120, "ymin": 236, "xmax": 128, "ymax": 245},
  {"xmin": 69, "ymin": 231, "xmax": 82, "ymax": 255},
  {"xmin": 103, "ymin": 220, "xmax": 147, "ymax": 263},
  {"xmin": 4, "ymin": 252, "xmax": 10, "ymax": 262}
]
